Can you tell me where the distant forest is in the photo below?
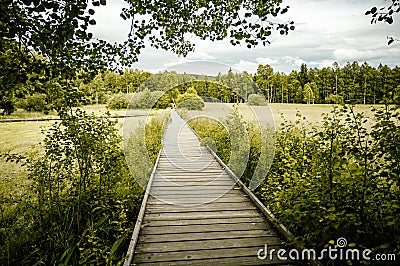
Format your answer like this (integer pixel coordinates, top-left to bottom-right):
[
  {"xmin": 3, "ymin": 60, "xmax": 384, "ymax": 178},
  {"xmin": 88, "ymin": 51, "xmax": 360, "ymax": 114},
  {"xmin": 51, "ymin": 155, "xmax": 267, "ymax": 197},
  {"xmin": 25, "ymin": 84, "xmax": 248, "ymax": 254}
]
[
  {"xmin": 75, "ymin": 61, "xmax": 400, "ymax": 105},
  {"xmin": 4, "ymin": 61, "xmax": 400, "ymax": 114}
]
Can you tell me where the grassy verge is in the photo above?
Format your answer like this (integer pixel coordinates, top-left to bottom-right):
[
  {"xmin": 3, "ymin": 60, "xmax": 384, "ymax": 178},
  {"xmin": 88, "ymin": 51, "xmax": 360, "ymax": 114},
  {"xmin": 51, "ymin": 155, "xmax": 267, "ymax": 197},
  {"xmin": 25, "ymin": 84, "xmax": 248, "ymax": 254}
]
[{"xmin": 0, "ymin": 108, "xmax": 170, "ymax": 265}]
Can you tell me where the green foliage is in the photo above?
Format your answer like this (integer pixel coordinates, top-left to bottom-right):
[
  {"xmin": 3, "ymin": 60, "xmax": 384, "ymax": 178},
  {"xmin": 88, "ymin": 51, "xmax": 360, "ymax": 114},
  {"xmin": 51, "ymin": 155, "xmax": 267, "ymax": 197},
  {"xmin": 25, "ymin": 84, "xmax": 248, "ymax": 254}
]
[
  {"xmin": 257, "ymin": 106, "xmax": 400, "ymax": 259},
  {"xmin": 254, "ymin": 62, "xmax": 400, "ymax": 104},
  {"xmin": 189, "ymin": 118, "xmax": 231, "ymax": 163},
  {"xmin": 190, "ymin": 105, "xmax": 400, "ymax": 262},
  {"xmin": 128, "ymin": 89, "xmax": 164, "ymax": 109},
  {"xmin": 124, "ymin": 111, "xmax": 170, "ymax": 188},
  {"xmin": 2, "ymin": 0, "xmax": 293, "ymax": 115},
  {"xmin": 141, "ymin": 71, "xmax": 195, "ymax": 92},
  {"xmin": 107, "ymin": 93, "xmax": 130, "ymax": 110},
  {"xmin": 177, "ymin": 96, "xmax": 205, "ymax": 110},
  {"xmin": 325, "ymin": 94, "xmax": 344, "ymax": 104},
  {"xmin": 247, "ymin": 94, "xmax": 268, "ymax": 106},
  {"xmin": 366, "ymin": 1, "xmax": 399, "ymax": 27},
  {"xmin": 17, "ymin": 93, "xmax": 52, "ymax": 113},
  {"xmin": 0, "ymin": 110, "xmax": 143, "ymax": 265},
  {"xmin": 176, "ymin": 88, "xmax": 205, "ymax": 110}
]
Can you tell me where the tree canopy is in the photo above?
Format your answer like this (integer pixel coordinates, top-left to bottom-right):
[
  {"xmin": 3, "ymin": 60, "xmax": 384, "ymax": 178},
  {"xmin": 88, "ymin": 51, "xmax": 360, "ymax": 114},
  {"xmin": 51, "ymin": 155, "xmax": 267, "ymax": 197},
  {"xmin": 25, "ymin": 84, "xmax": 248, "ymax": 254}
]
[
  {"xmin": 2, "ymin": 0, "xmax": 294, "ymax": 70},
  {"xmin": 0, "ymin": 0, "xmax": 294, "ymax": 114}
]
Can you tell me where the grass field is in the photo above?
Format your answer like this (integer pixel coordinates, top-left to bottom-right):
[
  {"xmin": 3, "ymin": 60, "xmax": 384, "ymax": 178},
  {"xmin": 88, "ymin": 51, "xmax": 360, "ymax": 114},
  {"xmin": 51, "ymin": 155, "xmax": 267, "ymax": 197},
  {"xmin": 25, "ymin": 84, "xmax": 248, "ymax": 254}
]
[
  {"xmin": 0, "ymin": 105, "xmax": 149, "ymax": 206},
  {"xmin": 184, "ymin": 102, "xmax": 379, "ymax": 128},
  {"xmin": 0, "ymin": 103, "xmax": 379, "ymax": 206}
]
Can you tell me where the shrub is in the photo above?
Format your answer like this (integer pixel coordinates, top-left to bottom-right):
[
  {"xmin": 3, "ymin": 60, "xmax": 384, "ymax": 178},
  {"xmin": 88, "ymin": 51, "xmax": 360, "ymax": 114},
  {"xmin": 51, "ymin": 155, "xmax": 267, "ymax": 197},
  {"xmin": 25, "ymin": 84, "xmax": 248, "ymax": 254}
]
[
  {"xmin": 189, "ymin": 105, "xmax": 400, "ymax": 262},
  {"xmin": 247, "ymin": 94, "xmax": 267, "ymax": 106},
  {"xmin": 176, "ymin": 96, "xmax": 204, "ymax": 110},
  {"xmin": 128, "ymin": 89, "xmax": 163, "ymax": 109},
  {"xmin": 107, "ymin": 93, "xmax": 129, "ymax": 109},
  {"xmin": 19, "ymin": 93, "xmax": 52, "ymax": 113},
  {"xmin": 176, "ymin": 88, "xmax": 204, "ymax": 110},
  {"xmin": 325, "ymin": 93, "xmax": 344, "ymax": 104}
]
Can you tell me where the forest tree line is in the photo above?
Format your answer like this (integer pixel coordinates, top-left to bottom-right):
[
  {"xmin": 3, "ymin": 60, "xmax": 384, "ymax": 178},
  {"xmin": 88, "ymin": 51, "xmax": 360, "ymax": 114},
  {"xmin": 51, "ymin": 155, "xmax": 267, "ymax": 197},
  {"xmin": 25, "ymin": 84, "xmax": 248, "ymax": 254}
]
[{"xmin": 2, "ymin": 61, "xmax": 399, "ymax": 115}]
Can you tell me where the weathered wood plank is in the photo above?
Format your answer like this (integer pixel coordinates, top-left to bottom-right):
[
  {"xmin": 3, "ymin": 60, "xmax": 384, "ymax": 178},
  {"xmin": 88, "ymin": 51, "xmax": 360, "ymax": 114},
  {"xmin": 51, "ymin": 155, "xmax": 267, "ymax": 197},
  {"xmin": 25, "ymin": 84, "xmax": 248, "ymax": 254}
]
[
  {"xmin": 147, "ymin": 196, "xmax": 251, "ymax": 205},
  {"xmin": 135, "ymin": 237, "xmax": 283, "ymax": 253},
  {"xmin": 140, "ymin": 222, "xmax": 269, "ymax": 235},
  {"xmin": 133, "ymin": 246, "xmax": 293, "ymax": 264},
  {"xmin": 142, "ymin": 216, "xmax": 266, "ymax": 226},
  {"xmin": 138, "ymin": 229, "xmax": 280, "ymax": 243},
  {"xmin": 143, "ymin": 210, "xmax": 266, "ymax": 220},
  {"xmin": 146, "ymin": 202, "xmax": 259, "ymax": 211}
]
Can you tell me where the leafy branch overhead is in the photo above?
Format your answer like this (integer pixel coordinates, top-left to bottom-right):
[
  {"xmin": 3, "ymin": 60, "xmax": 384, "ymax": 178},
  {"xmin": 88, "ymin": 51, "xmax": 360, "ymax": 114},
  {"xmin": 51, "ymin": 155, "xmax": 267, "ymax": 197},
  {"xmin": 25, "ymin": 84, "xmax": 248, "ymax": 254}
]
[
  {"xmin": 2, "ymin": 0, "xmax": 294, "ymax": 71},
  {"xmin": 365, "ymin": 0, "xmax": 399, "ymax": 45}
]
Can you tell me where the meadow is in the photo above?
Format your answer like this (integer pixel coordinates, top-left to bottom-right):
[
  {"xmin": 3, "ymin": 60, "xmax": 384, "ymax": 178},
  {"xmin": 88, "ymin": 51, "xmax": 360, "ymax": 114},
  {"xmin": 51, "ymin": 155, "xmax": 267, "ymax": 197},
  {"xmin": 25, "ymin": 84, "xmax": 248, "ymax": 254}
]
[
  {"xmin": 0, "ymin": 102, "xmax": 378, "ymax": 187},
  {"xmin": 1, "ymin": 102, "xmax": 397, "ymax": 265}
]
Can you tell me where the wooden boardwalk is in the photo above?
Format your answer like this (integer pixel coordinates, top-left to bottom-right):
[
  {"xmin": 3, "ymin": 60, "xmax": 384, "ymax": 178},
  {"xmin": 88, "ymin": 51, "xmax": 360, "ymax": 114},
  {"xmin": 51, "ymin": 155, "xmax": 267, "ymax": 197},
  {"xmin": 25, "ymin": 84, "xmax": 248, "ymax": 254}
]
[{"xmin": 124, "ymin": 110, "xmax": 304, "ymax": 265}]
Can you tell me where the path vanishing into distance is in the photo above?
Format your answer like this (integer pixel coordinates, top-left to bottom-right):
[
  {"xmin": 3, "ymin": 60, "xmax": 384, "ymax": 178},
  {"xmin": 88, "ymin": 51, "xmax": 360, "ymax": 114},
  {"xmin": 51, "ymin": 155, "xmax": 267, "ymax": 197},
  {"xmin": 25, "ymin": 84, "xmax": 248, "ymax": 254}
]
[{"xmin": 124, "ymin": 109, "xmax": 314, "ymax": 265}]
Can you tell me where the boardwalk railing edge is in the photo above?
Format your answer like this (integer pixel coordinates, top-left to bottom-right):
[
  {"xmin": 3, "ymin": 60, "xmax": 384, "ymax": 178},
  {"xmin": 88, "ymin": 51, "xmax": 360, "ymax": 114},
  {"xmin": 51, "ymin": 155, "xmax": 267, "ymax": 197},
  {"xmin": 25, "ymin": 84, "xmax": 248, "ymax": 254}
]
[{"xmin": 123, "ymin": 148, "xmax": 163, "ymax": 266}]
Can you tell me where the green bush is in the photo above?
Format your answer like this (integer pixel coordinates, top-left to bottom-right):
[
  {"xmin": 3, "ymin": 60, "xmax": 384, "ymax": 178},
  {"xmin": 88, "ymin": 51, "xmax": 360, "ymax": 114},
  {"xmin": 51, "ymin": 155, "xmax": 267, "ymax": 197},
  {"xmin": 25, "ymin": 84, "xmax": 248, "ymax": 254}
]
[
  {"xmin": 177, "ymin": 96, "xmax": 205, "ymax": 110},
  {"xmin": 189, "ymin": 117, "xmax": 231, "ymax": 162},
  {"xmin": 247, "ymin": 94, "xmax": 267, "ymax": 106},
  {"xmin": 0, "ymin": 110, "xmax": 143, "ymax": 265},
  {"xmin": 325, "ymin": 93, "xmax": 344, "ymax": 104},
  {"xmin": 18, "ymin": 93, "xmax": 52, "ymax": 113},
  {"xmin": 190, "ymin": 105, "xmax": 400, "ymax": 263},
  {"xmin": 176, "ymin": 88, "xmax": 204, "ymax": 110},
  {"xmin": 107, "ymin": 93, "xmax": 129, "ymax": 109},
  {"xmin": 128, "ymin": 89, "xmax": 164, "ymax": 109}
]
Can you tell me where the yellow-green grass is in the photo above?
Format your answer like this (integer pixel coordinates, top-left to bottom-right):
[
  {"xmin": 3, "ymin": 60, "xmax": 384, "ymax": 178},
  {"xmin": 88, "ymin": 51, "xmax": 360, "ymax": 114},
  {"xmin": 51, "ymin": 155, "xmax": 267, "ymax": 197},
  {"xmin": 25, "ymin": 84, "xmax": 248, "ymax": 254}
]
[
  {"xmin": 1, "ymin": 121, "xmax": 52, "ymax": 208},
  {"xmin": 0, "ymin": 103, "xmax": 381, "ymax": 206},
  {"xmin": 185, "ymin": 102, "xmax": 379, "ymax": 128},
  {"xmin": 0, "ymin": 105, "xmax": 168, "ymax": 205}
]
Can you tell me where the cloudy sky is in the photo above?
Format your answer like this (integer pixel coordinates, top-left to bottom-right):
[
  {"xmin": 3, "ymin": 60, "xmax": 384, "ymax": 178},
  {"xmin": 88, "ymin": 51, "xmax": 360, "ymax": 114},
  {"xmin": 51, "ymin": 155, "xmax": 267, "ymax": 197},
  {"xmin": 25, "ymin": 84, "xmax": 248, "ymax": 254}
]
[{"xmin": 91, "ymin": 0, "xmax": 400, "ymax": 74}]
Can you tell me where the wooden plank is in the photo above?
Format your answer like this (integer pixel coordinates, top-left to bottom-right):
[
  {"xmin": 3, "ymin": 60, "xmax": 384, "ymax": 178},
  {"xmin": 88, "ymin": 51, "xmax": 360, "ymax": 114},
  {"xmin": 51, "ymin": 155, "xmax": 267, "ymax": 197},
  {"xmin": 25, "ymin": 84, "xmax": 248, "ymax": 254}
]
[
  {"xmin": 147, "ymin": 196, "xmax": 251, "ymax": 205},
  {"xmin": 150, "ymin": 185, "xmax": 238, "ymax": 192},
  {"xmin": 152, "ymin": 181, "xmax": 235, "ymax": 187},
  {"xmin": 146, "ymin": 202, "xmax": 258, "ymax": 211},
  {"xmin": 138, "ymin": 229, "xmax": 279, "ymax": 243},
  {"xmin": 142, "ymin": 216, "xmax": 266, "ymax": 226},
  {"xmin": 143, "ymin": 209, "xmax": 264, "ymax": 220},
  {"xmin": 145, "ymin": 205, "xmax": 258, "ymax": 214},
  {"xmin": 140, "ymin": 222, "xmax": 269, "ymax": 235},
  {"xmin": 135, "ymin": 237, "xmax": 283, "ymax": 253},
  {"xmin": 140, "ymin": 229, "xmax": 277, "ymax": 245},
  {"xmin": 149, "ymin": 190, "xmax": 238, "ymax": 195},
  {"xmin": 133, "ymin": 246, "xmax": 292, "ymax": 264}
]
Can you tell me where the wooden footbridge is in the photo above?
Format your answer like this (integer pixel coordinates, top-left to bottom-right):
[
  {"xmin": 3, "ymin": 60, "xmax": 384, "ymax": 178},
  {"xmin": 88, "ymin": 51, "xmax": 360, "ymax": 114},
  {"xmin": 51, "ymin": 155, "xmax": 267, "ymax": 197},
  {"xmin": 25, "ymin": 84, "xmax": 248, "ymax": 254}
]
[{"xmin": 124, "ymin": 110, "xmax": 316, "ymax": 265}]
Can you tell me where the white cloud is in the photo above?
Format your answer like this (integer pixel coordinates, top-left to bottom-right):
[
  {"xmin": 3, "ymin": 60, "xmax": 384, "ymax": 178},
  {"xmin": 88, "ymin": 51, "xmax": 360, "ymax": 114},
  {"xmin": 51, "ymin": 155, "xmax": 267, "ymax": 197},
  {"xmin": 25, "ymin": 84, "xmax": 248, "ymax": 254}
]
[
  {"xmin": 90, "ymin": 1, "xmax": 130, "ymax": 42},
  {"xmin": 186, "ymin": 52, "xmax": 215, "ymax": 60},
  {"xmin": 284, "ymin": 56, "xmax": 306, "ymax": 67},
  {"xmin": 95, "ymin": 0, "xmax": 400, "ymax": 74},
  {"xmin": 333, "ymin": 48, "xmax": 386, "ymax": 62},
  {"xmin": 232, "ymin": 60, "xmax": 259, "ymax": 73},
  {"xmin": 256, "ymin": 57, "xmax": 278, "ymax": 65}
]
